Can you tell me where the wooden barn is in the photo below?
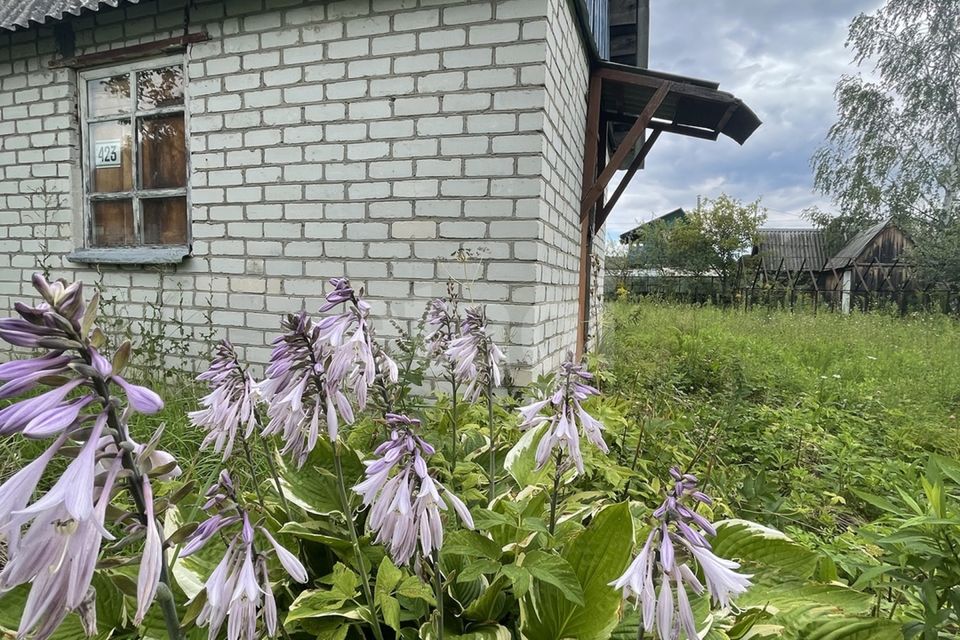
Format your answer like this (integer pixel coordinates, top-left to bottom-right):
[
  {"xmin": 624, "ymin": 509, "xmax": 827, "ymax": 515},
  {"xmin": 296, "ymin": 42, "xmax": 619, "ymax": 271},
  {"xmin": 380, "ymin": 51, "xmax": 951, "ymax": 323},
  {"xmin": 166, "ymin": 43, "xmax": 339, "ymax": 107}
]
[{"xmin": 749, "ymin": 219, "xmax": 914, "ymax": 312}]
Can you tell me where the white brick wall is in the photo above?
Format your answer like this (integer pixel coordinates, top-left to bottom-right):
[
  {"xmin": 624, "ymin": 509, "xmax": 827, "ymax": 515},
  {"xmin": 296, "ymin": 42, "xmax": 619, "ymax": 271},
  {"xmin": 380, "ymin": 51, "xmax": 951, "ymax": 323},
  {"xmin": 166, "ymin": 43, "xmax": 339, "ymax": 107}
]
[{"xmin": 0, "ymin": 0, "xmax": 592, "ymax": 383}]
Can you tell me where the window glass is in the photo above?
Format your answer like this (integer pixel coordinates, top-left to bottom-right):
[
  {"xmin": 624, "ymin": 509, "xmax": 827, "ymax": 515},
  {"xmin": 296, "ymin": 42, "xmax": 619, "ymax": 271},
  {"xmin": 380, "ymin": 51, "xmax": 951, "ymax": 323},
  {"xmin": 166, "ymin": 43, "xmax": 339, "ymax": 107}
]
[
  {"xmin": 90, "ymin": 120, "xmax": 133, "ymax": 193},
  {"xmin": 143, "ymin": 197, "xmax": 188, "ymax": 245},
  {"xmin": 88, "ymin": 74, "xmax": 130, "ymax": 117},
  {"xmin": 139, "ymin": 114, "xmax": 186, "ymax": 189},
  {"xmin": 92, "ymin": 200, "xmax": 135, "ymax": 246},
  {"xmin": 82, "ymin": 60, "xmax": 188, "ymax": 249},
  {"xmin": 137, "ymin": 66, "xmax": 184, "ymax": 110}
]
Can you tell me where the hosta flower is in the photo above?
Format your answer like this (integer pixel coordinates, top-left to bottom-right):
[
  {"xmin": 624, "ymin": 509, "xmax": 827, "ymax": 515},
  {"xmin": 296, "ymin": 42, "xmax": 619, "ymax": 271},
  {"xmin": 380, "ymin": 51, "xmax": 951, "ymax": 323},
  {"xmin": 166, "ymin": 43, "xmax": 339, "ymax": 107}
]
[
  {"xmin": 518, "ymin": 353, "xmax": 608, "ymax": 475},
  {"xmin": 259, "ymin": 312, "xmax": 332, "ymax": 467},
  {"xmin": 353, "ymin": 414, "xmax": 474, "ymax": 566},
  {"xmin": 190, "ymin": 340, "xmax": 259, "ymax": 461},
  {"xmin": 185, "ymin": 472, "xmax": 307, "ymax": 640},
  {"xmin": 260, "ymin": 280, "xmax": 400, "ymax": 466},
  {"xmin": 445, "ymin": 306, "xmax": 504, "ymax": 402},
  {"xmin": 0, "ymin": 274, "xmax": 177, "ymax": 640},
  {"xmin": 317, "ymin": 277, "xmax": 398, "ymax": 413},
  {"xmin": 610, "ymin": 469, "xmax": 752, "ymax": 640},
  {"xmin": 0, "ymin": 456, "xmax": 121, "ymax": 640},
  {"xmin": 424, "ymin": 296, "xmax": 457, "ymax": 359}
]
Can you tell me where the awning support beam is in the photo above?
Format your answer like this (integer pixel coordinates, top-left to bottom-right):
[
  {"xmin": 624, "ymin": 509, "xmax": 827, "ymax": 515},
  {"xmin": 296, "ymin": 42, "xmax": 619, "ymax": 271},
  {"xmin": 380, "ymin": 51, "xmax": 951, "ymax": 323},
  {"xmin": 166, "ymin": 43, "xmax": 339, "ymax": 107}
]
[
  {"xmin": 597, "ymin": 127, "xmax": 661, "ymax": 229},
  {"xmin": 580, "ymin": 81, "xmax": 670, "ymax": 217}
]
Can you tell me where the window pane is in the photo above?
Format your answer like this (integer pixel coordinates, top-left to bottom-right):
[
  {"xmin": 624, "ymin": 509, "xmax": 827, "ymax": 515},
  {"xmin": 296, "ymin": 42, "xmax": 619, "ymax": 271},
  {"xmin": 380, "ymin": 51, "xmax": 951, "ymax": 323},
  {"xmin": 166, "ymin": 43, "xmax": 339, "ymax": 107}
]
[
  {"xmin": 139, "ymin": 114, "xmax": 186, "ymax": 189},
  {"xmin": 90, "ymin": 120, "xmax": 133, "ymax": 193},
  {"xmin": 88, "ymin": 74, "xmax": 131, "ymax": 117},
  {"xmin": 143, "ymin": 197, "xmax": 188, "ymax": 245},
  {"xmin": 91, "ymin": 200, "xmax": 134, "ymax": 247},
  {"xmin": 137, "ymin": 66, "xmax": 184, "ymax": 110}
]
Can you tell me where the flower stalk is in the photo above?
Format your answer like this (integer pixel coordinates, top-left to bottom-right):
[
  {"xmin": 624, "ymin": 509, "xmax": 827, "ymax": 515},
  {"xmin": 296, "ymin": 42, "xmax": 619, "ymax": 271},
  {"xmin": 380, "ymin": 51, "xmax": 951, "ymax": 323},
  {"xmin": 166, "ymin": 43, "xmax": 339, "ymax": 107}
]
[{"xmin": 333, "ymin": 443, "xmax": 385, "ymax": 640}]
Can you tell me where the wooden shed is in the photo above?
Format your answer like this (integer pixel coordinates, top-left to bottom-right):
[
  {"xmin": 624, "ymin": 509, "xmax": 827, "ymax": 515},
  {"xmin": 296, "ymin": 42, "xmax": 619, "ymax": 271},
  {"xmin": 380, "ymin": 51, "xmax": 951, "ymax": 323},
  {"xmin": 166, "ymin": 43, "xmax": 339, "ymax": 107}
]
[{"xmin": 749, "ymin": 219, "xmax": 914, "ymax": 312}]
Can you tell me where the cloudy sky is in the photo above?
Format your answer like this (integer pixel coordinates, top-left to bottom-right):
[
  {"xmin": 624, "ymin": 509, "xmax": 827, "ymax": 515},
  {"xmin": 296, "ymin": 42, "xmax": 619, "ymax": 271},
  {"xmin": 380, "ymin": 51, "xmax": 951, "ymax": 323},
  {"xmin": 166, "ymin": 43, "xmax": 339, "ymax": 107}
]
[{"xmin": 605, "ymin": 0, "xmax": 884, "ymax": 239}]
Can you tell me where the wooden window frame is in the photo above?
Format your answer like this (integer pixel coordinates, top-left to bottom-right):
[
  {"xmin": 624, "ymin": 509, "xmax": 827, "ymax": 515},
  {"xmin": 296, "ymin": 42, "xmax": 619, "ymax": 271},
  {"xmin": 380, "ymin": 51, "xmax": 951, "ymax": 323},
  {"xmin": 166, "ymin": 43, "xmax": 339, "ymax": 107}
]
[{"xmin": 75, "ymin": 55, "xmax": 191, "ymax": 262}]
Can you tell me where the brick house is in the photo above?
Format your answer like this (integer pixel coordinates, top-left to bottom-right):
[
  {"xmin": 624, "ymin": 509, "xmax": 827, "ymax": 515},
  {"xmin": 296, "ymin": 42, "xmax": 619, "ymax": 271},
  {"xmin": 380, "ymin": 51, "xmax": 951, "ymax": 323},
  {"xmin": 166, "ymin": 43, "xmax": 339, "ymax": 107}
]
[{"xmin": 0, "ymin": 0, "xmax": 759, "ymax": 382}]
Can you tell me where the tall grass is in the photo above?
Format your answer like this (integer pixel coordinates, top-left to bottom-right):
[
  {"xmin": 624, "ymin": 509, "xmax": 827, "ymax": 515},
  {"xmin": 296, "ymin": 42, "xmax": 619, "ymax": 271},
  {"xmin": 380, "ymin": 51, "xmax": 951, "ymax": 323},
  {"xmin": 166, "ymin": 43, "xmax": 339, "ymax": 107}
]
[{"xmin": 600, "ymin": 300, "xmax": 960, "ymax": 541}]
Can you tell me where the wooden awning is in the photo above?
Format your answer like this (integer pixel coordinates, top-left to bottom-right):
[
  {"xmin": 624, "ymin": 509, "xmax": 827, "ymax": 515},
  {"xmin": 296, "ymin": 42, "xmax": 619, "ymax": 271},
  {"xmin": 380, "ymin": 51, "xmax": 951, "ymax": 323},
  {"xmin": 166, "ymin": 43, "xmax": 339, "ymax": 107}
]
[{"xmin": 576, "ymin": 63, "xmax": 761, "ymax": 354}]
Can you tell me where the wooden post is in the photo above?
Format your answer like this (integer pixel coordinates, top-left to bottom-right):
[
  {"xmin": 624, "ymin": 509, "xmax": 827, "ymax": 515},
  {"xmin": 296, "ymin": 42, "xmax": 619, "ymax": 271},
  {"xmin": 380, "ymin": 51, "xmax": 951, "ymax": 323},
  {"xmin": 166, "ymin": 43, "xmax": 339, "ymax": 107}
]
[{"xmin": 576, "ymin": 73, "xmax": 603, "ymax": 358}]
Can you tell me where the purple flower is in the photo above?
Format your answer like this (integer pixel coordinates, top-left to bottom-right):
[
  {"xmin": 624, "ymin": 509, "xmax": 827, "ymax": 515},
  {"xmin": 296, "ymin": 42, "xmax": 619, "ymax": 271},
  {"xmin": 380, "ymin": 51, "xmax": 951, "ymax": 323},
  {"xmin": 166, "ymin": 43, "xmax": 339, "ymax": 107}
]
[
  {"xmin": 136, "ymin": 476, "xmax": 163, "ymax": 624},
  {"xmin": 0, "ymin": 456, "xmax": 121, "ymax": 640},
  {"xmin": 317, "ymin": 278, "xmax": 399, "ymax": 415},
  {"xmin": 259, "ymin": 312, "xmax": 330, "ymax": 467},
  {"xmin": 186, "ymin": 476, "xmax": 306, "ymax": 640},
  {"xmin": 445, "ymin": 307, "xmax": 504, "ymax": 402},
  {"xmin": 353, "ymin": 414, "xmax": 473, "ymax": 566},
  {"xmin": 610, "ymin": 470, "xmax": 752, "ymax": 640},
  {"xmin": 190, "ymin": 340, "xmax": 259, "ymax": 461},
  {"xmin": 0, "ymin": 433, "xmax": 65, "ymax": 553},
  {"xmin": 114, "ymin": 375, "xmax": 164, "ymax": 414},
  {"xmin": 424, "ymin": 297, "xmax": 458, "ymax": 360},
  {"xmin": 519, "ymin": 353, "xmax": 607, "ymax": 476},
  {"xmin": 261, "ymin": 280, "xmax": 399, "ymax": 466}
]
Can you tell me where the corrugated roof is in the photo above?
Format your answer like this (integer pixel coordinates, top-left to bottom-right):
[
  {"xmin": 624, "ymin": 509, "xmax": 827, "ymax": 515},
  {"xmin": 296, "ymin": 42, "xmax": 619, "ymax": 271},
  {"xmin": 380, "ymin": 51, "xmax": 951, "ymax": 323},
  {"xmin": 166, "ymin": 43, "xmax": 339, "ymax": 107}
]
[
  {"xmin": 0, "ymin": 0, "xmax": 137, "ymax": 31},
  {"xmin": 825, "ymin": 219, "xmax": 891, "ymax": 270},
  {"xmin": 752, "ymin": 228, "xmax": 828, "ymax": 272}
]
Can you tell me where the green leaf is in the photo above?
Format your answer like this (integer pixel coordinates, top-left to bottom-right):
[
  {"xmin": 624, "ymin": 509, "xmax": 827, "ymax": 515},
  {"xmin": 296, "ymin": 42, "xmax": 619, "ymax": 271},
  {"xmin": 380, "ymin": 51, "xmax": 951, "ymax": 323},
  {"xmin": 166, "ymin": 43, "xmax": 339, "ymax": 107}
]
[
  {"xmin": 458, "ymin": 558, "xmax": 501, "ymax": 582},
  {"xmin": 711, "ymin": 519, "xmax": 820, "ymax": 579},
  {"xmin": 505, "ymin": 424, "xmax": 554, "ymax": 486},
  {"xmin": 419, "ymin": 622, "xmax": 513, "ymax": 639},
  {"xmin": 851, "ymin": 489, "xmax": 901, "ymax": 514},
  {"xmin": 375, "ymin": 556, "xmax": 402, "ymax": 600},
  {"xmin": 520, "ymin": 502, "xmax": 634, "ymax": 640},
  {"xmin": 286, "ymin": 564, "xmax": 362, "ymax": 623},
  {"xmin": 522, "ymin": 550, "xmax": 585, "ymax": 606},
  {"xmin": 276, "ymin": 439, "xmax": 363, "ymax": 516},
  {"xmin": 442, "ymin": 529, "xmax": 503, "ymax": 561},
  {"xmin": 379, "ymin": 594, "xmax": 401, "ymax": 632},
  {"xmin": 463, "ymin": 576, "xmax": 508, "ymax": 623},
  {"xmin": 396, "ymin": 575, "xmax": 436, "ymax": 604},
  {"xmin": 501, "ymin": 564, "xmax": 533, "ymax": 597}
]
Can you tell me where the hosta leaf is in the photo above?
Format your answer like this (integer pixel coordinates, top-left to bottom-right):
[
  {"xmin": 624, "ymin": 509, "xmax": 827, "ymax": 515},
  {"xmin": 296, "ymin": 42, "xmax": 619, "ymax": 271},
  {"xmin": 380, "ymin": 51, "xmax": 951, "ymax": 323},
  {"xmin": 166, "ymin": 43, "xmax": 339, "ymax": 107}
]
[
  {"xmin": 0, "ymin": 583, "xmax": 116, "ymax": 640},
  {"xmin": 501, "ymin": 564, "xmax": 533, "ymax": 597},
  {"xmin": 463, "ymin": 576, "xmax": 508, "ymax": 622},
  {"xmin": 379, "ymin": 594, "xmax": 401, "ymax": 632},
  {"xmin": 523, "ymin": 550, "xmax": 584, "ymax": 606},
  {"xmin": 520, "ymin": 502, "xmax": 634, "ymax": 640},
  {"xmin": 504, "ymin": 424, "xmax": 553, "ymax": 486},
  {"xmin": 419, "ymin": 622, "xmax": 513, "ymax": 639},
  {"xmin": 276, "ymin": 439, "xmax": 363, "ymax": 516},
  {"xmin": 711, "ymin": 520, "xmax": 819, "ymax": 578}
]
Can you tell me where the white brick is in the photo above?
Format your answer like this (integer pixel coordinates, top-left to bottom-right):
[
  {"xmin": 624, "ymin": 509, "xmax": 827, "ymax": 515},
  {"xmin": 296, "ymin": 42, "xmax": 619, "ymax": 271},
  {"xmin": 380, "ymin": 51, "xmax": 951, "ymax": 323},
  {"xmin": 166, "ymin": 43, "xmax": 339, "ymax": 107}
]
[
  {"xmin": 443, "ymin": 48, "xmax": 492, "ymax": 69},
  {"xmin": 346, "ymin": 222, "xmax": 389, "ymax": 240},
  {"xmin": 393, "ymin": 221, "xmax": 437, "ymax": 239}
]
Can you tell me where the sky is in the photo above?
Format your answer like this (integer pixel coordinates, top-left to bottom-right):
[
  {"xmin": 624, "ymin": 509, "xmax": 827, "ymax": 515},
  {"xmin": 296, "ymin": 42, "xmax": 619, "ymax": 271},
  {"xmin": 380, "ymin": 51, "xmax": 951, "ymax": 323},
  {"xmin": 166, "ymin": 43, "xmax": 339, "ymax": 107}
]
[{"xmin": 605, "ymin": 0, "xmax": 884, "ymax": 240}]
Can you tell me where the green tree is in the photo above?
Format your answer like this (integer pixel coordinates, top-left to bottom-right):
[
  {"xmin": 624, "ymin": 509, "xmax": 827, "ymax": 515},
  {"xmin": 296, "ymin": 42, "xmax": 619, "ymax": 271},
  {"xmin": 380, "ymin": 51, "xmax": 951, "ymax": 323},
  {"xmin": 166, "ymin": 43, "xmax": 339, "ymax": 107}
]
[
  {"xmin": 812, "ymin": 0, "xmax": 960, "ymax": 284},
  {"xmin": 683, "ymin": 194, "xmax": 767, "ymax": 295}
]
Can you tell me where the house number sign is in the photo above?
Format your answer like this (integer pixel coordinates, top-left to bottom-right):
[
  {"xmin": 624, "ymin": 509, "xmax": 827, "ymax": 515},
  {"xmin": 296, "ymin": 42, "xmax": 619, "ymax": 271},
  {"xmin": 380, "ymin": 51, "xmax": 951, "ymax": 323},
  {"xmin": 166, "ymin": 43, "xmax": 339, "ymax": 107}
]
[{"xmin": 94, "ymin": 140, "xmax": 122, "ymax": 167}]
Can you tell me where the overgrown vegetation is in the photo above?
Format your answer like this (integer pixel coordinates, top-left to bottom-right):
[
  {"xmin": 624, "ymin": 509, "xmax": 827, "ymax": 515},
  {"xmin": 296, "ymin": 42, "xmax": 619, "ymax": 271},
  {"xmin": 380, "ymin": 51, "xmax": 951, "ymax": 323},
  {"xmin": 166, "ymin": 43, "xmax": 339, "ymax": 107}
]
[{"xmin": 601, "ymin": 300, "xmax": 960, "ymax": 636}]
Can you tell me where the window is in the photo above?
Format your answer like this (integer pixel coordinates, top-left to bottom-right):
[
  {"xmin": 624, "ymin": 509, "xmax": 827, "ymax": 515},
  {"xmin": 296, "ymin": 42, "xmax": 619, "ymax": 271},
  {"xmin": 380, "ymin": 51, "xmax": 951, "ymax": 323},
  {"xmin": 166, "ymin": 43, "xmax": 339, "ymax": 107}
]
[{"xmin": 78, "ymin": 58, "xmax": 189, "ymax": 254}]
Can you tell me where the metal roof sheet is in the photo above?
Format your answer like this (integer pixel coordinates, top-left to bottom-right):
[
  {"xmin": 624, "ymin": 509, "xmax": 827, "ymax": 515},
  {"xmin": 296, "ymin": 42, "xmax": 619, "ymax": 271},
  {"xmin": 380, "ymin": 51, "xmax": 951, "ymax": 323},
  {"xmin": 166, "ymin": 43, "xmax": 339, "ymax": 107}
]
[
  {"xmin": 598, "ymin": 62, "xmax": 762, "ymax": 146},
  {"xmin": 752, "ymin": 228, "xmax": 828, "ymax": 272},
  {"xmin": 825, "ymin": 219, "xmax": 891, "ymax": 270},
  {"xmin": 0, "ymin": 0, "xmax": 137, "ymax": 31}
]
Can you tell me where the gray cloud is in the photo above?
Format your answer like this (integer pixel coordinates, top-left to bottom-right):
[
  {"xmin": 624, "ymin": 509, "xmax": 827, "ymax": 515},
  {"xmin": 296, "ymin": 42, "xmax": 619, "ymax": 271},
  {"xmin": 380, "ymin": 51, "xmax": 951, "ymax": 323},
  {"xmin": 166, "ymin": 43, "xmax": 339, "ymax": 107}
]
[{"xmin": 605, "ymin": 0, "xmax": 883, "ymax": 239}]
